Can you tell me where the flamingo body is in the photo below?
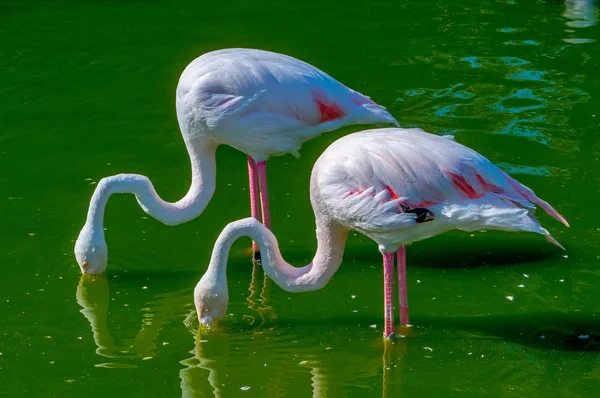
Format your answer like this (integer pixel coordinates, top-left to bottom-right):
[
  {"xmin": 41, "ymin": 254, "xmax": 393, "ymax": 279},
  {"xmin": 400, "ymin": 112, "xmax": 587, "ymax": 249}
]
[
  {"xmin": 313, "ymin": 128, "xmax": 568, "ymax": 252},
  {"xmin": 176, "ymin": 48, "xmax": 397, "ymax": 161}
]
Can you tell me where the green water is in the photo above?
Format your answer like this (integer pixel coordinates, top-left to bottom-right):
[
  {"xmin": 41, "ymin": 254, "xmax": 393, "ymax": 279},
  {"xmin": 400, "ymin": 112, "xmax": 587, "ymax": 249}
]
[{"xmin": 2, "ymin": 0, "xmax": 600, "ymax": 396}]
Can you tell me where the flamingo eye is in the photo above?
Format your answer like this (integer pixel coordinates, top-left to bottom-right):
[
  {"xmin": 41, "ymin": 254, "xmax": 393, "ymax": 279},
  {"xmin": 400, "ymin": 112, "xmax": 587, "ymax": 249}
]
[{"xmin": 203, "ymin": 307, "xmax": 209, "ymax": 313}]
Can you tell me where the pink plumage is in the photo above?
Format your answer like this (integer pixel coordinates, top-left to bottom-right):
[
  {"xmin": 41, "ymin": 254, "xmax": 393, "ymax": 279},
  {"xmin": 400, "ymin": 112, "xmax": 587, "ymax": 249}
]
[
  {"xmin": 176, "ymin": 48, "xmax": 398, "ymax": 161},
  {"xmin": 313, "ymin": 128, "xmax": 568, "ymax": 252}
]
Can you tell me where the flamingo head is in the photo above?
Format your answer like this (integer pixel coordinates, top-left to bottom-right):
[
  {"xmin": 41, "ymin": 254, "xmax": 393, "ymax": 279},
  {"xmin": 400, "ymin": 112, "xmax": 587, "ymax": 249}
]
[
  {"xmin": 74, "ymin": 223, "xmax": 108, "ymax": 275},
  {"xmin": 194, "ymin": 274, "xmax": 228, "ymax": 328}
]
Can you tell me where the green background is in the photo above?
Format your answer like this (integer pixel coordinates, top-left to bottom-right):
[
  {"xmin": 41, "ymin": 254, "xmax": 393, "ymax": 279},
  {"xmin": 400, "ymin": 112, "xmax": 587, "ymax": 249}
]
[{"xmin": 1, "ymin": 0, "xmax": 599, "ymax": 396}]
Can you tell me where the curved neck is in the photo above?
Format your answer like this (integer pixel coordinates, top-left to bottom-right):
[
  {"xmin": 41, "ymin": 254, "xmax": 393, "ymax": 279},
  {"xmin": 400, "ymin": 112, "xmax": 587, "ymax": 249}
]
[
  {"xmin": 85, "ymin": 135, "xmax": 218, "ymax": 227},
  {"xmin": 205, "ymin": 217, "xmax": 349, "ymax": 293}
]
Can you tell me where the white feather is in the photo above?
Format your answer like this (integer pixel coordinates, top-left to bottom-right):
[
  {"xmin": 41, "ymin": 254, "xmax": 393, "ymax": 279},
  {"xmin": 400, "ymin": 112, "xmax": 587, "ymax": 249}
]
[
  {"xmin": 176, "ymin": 48, "xmax": 398, "ymax": 161},
  {"xmin": 311, "ymin": 128, "xmax": 567, "ymax": 252}
]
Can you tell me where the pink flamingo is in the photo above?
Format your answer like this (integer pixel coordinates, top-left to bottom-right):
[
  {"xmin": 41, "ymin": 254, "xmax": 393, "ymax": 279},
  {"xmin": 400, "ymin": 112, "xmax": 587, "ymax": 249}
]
[
  {"xmin": 194, "ymin": 128, "xmax": 569, "ymax": 338},
  {"xmin": 74, "ymin": 48, "xmax": 397, "ymax": 274}
]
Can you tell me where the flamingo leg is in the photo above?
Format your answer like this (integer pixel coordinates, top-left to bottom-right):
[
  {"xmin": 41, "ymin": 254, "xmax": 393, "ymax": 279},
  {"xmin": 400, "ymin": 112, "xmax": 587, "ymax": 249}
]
[
  {"xmin": 247, "ymin": 157, "xmax": 261, "ymax": 261},
  {"xmin": 383, "ymin": 252, "xmax": 395, "ymax": 339},
  {"xmin": 397, "ymin": 246, "xmax": 409, "ymax": 326},
  {"xmin": 256, "ymin": 161, "xmax": 271, "ymax": 230}
]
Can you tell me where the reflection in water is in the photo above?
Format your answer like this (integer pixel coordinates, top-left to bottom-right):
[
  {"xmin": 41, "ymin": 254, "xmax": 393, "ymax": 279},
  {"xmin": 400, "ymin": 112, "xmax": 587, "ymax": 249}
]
[
  {"xmin": 77, "ymin": 272, "xmax": 600, "ymax": 396},
  {"xmin": 245, "ymin": 262, "xmax": 277, "ymax": 326},
  {"xmin": 298, "ymin": 359, "xmax": 329, "ymax": 398},
  {"xmin": 179, "ymin": 329, "xmax": 404, "ymax": 398},
  {"xmin": 180, "ymin": 330, "xmax": 229, "ymax": 398},
  {"xmin": 563, "ymin": 0, "xmax": 597, "ymax": 43},
  {"xmin": 76, "ymin": 274, "xmax": 187, "ymax": 364},
  {"xmin": 178, "ymin": 314, "xmax": 600, "ymax": 396},
  {"xmin": 564, "ymin": 0, "xmax": 597, "ymax": 29},
  {"xmin": 381, "ymin": 339, "xmax": 408, "ymax": 398}
]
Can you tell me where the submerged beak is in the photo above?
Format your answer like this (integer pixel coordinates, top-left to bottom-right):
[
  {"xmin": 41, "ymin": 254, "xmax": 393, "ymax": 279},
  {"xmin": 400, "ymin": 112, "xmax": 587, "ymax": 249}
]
[
  {"xmin": 198, "ymin": 315, "xmax": 220, "ymax": 332},
  {"xmin": 196, "ymin": 305, "xmax": 217, "ymax": 328}
]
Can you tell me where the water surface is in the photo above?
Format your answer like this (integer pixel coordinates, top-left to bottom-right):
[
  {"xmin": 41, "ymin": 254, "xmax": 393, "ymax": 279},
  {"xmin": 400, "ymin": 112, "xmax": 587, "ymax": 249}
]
[{"xmin": 1, "ymin": 0, "xmax": 600, "ymax": 396}]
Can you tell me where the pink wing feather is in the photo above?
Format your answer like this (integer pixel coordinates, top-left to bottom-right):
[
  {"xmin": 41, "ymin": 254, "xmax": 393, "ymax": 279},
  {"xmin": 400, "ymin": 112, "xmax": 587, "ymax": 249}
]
[
  {"xmin": 177, "ymin": 49, "xmax": 398, "ymax": 160},
  {"xmin": 346, "ymin": 128, "xmax": 566, "ymax": 224},
  {"xmin": 314, "ymin": 128, "xmax": 568, "ymax": 248}
]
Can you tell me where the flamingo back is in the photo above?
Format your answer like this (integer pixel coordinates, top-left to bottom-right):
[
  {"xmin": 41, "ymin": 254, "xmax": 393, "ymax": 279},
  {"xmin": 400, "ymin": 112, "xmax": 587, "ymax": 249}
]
[
  {"xmin": 311, "ymin": 128, "xmax": 568, "ymax": 252},
  {"xmin": 175, "ymin": 49, "xmax": 397, "ymax": 161}
]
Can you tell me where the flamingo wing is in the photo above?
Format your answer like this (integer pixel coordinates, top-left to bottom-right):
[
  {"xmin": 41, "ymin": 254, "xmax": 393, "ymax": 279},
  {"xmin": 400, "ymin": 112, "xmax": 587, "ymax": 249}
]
[
  {"xmin": 314, "ymin": 128, "xmax": 568, "ymax": 247},
  {"xmin": 177, "ymin": 49, "xmax": 398, "ymax": 159}
]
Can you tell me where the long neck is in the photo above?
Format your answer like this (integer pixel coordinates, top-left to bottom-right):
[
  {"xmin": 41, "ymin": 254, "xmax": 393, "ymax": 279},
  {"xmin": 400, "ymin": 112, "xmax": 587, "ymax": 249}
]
[
  {"xmin": 85, "ymin": 134, "xmax": 218, "ymax": 227},
  {"xmin": 205, "ymin": 217, "xmax": 349, "ymax": 293}
]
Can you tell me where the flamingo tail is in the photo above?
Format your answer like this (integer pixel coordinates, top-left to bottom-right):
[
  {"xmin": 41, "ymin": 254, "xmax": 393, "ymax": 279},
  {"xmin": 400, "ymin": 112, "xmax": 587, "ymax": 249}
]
[
  {"xmin": 546, "ymin": 235, "xmax": 566, "ymax": 251},
  {"xmin": 502, "ymin": 172, "xmax": 570, "ymax": 228},
  {"xmin": 534, "ymin": 196, "xmax": 570, "ymax": 228}
]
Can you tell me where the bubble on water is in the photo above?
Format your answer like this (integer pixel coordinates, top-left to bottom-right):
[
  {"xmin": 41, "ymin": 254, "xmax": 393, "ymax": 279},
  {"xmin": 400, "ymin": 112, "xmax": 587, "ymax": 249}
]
[
  {"xmin": 241, "ymin": 386, "xmax": 251, "ymax": 391},
  {"xmin": 506, "ymin": 296, "xmax": 514, "ymax": 301}
]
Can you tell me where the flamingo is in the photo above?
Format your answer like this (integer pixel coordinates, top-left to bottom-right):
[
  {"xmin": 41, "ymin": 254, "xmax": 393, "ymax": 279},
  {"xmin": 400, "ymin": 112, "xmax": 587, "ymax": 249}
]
[
  {"xmin": 193, "ymin": 128, "xmax": 569, "ymax": 339},
  {"xmin": 74, "ymin": 48, "xmax": 398, "ymax": 274}
]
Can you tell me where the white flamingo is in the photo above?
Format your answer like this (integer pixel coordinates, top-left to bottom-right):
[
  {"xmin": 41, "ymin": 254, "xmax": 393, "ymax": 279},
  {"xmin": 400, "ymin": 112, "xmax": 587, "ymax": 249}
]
[
  {"xmin": 74, "ymin": 48, "xmax": 397, "ymax": 274},
  {"xmin": 194, "ymin": 128, "xmax": 569, "ymax": 338}
]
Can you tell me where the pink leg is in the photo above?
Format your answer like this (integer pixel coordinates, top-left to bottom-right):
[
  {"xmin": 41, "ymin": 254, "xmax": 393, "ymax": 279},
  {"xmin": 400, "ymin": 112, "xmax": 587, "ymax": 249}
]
[
  {"xmin": 383, "ymin": 252, "xmax": 395, "ymax": 339},
  {"xmin": 397, "ymin": 246, "xmax": 409, "ymax": 325},
  {"xmin": 256, "ymin": 161, "xmax": 271, "ymax": 230},
  {"xmin": 247, "ymin": 157, "xmax": 260, "ymax": 254}
]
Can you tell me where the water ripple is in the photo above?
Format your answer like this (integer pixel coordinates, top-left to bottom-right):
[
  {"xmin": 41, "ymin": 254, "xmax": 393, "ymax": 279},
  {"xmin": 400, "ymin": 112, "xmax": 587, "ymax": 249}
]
[
  {"xmin": 491, "ymin": 89, "xmax": 546, "ymax": 113},
  {"xmin": 503, "ymin": 39, "xmax": 541, "ymax": 46},
  {"xmin": 506, "ymin": 70, "xmax": 551, "ymax": 82},
  {"xmin": 397, "ymin": 49, "xmax": 591, "ymax": 148}
]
